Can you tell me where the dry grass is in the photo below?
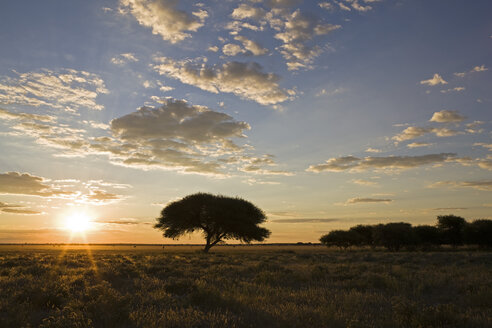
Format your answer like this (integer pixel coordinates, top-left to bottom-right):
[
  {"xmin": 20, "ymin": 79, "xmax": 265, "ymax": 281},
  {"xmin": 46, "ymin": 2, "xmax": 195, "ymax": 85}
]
[{"xmin": 0, "ymin": 245, "xmax": 491, "ymax": 327}]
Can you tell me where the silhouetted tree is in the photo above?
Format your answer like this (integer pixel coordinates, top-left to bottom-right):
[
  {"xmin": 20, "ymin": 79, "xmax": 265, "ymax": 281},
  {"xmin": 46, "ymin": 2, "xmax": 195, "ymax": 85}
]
[
  {"xmin": 349, "ymin": 225, "xmax": 375, "ymax": 246},
  {"xmin": 413, "ymin": 225, "xmax": 440, "ymax": 248},
  {"xmin": 437, "ymin": 215, "xmax": 466, "ymax": 246},
  {"xmin": 373, "ymin": 223, "xmax": 416, "ymax": 251},
  {"xmin": 464, "ymin": 219, "xmax": 492, "ymax": 248},
  {"xmin": 154, "ymin": 193, "xmax": 270, "ymax": 253},
  {"xmin": 320, "ymin": 230, "xmax": 362, "ymax": 249}
]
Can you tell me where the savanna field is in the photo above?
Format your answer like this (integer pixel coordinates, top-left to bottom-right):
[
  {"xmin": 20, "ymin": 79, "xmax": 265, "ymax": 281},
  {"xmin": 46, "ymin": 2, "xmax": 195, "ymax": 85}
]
[{"xmin": 1, "ymin": 245, "xmax": 491, "ymax": 328}]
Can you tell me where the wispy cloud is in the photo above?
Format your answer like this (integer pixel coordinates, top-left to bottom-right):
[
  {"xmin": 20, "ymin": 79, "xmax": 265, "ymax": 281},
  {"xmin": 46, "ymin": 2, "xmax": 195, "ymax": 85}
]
[
  {"xmin": 0, "ymin": 202, "xmax": 41, "ymax": 215},
  {"xmin": 429, "ymin": 180, "xmax": 492, "ymax": 191},
  {"xmin": 271, "ymin": 218, "xmax": 339, "ymax": 223},
  {"xmin": 110, "ymin": 53, "xmax": 139, "ymax": 65},
  {"xmin": 307, "ymin": 153, "xmax": 456, "ymax": 173},
  {"xmin": 345, "ymin": 197, "xmax": 392, "ymax": 204},
  {"xmin": 0, "ymin": 69, "xmax": 108, "ymax": 112}
]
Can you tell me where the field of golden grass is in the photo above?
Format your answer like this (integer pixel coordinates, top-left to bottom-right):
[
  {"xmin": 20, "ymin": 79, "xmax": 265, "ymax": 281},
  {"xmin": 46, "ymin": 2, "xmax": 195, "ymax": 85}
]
[{"xmin": 0, "ymin": 245, "xmax": 491, "ymax": 327}]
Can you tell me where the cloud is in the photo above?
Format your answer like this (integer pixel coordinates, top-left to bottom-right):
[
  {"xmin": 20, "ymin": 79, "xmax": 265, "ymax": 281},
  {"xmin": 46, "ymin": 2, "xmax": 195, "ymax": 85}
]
[
  {"xmin": 407, "ymin": 142, "xmax": 432, "ymax": 148},
  {"xmin": 307, "ymin": 153, "xmax": 456, "ymax": 172},
  {"xmin": 231, "ymin": 3, "xmax": 266, "ymax": 20},
  {"xmin": 272, "ymin": 218, "xmax": 339, "ymax": 223},
  {"xmin": 273, "ymin": 9, "xmax": 341, "ymax": 70},
  {"xmin": 319, "ymin": 2, "xmax": 335, "ymax": 10},
  {"xmin": 365, "ymin": 147, "xmax": 381, "ymax": 153},
  {"xmin": 429, "ymin": 110, "xmax": 466, "ymax": 123},
  {"xmin": 95, "ymin": 218, "xmax": 142, "ymax": 225},
  {"xmin": 432, "ymin": 207, "xmax": 468, "ymax": 211},
  {"xmin": 80, "ymin": 189, "xmax": 124, "ymax": 205},
  {"xmin": 466, "ymin": 121, "xmax": 485, "ymax": 134},
  {"xmin": 234, "ymin": 36, "xmax": 268, "ymax": 55},
  {"xmin": 346, "ymin": 197, "xmax": 392, "ymax": 204},
  {"xmin": 471, "ymin": 65, "xmax": 488, "ymax": 72},
  {"xmin": 0, "ymin": 108, "xmax": 56, "ymax": 123},
  {"xmin": 0, "ymin": 69, "xmax": 108, "ymax": 111},
  {"xmin": 347, "ymin": 0, "xmax": 373, "ymax": 12},
  {"xmin": 90, "ymin": 99, "xmax": 258, "ymax": 174},
  {"xmin": 351, "ymin": 179, "xmax": 378, "ymax": 186},
  {"xmin": 392, "ymin": 126, "xmax": 459, "ymax": 142},
  {"xmin": 420, "ymin": 73, "xmax": 447, "ymax": 86},
  {"xmin": 455, "ymin": 65, "xmax": 488, "ymax": 77},
  {"xmin": 110, "ymin": 53, "xmax": 139, "ymax": 65},
  {"xmin": 153, "ymin": 57, "xmax": 293, "ymax": 105},
  {"xmin": 440, "ymin": 87, "xmax": 465, "ymax": 94},
  {"xmin": 474, "ymin": 143, "xmax": 492, "ymax": 151},
  {"xmin": 0, "ymin": 172, "xmax": 75, "ymax": 197},
  {"xmin": 119, "ymin": 0, "xmax": 207, "ymax": 43},
  {"xmin": 223, "ymin": 43, "xmax": 244, "ymax": 56},
  {"xmin": 0, "ymin": 202, "xmax": 41, "ymax": 215},
  {"xmin": 429, "ymin": 180, "xmax": 492, "ymax": 191}
]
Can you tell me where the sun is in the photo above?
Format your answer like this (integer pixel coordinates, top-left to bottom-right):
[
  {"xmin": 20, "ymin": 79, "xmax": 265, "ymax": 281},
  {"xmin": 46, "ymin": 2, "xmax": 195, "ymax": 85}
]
[{"xmin": 64, "ymin": 213, "xmax": 93, "ymax": 233}]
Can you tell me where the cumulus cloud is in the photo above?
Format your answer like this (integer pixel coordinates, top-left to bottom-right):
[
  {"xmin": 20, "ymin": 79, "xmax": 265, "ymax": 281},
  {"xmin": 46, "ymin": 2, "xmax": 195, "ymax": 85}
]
[
  {"xmin": 346, "ymin": 197, "xmax": 392, "ymax": 204},
  {"xmin": 223, "ymin": 43, "xmax": 244, "ymax": 56},
  {"xmin": 0, "ymin": 202, "xmax": 41, "ymax": 215},
  {"xmin": 110, "ymin": 53, "xmax": 139, "ymax": 65},
  {"xmin": 235, "ymin": 36, "xmax": 268, "ymax": 55},
  {"xmin": 0, "ymin": 69, "xmax": 108, "ymax": 111},
  {"xmin": 273, "ymin": 9, "xmax": 341, "ymax": 70},
  {"xmin": 307, "ymin": 153, "xmax": 456, "ymax": 173},
  {"xmin": 89, "ymin": 99, "xmax": 256, "ymax": 174},
  {"xmin": 392, "ymin": 126, "xmax": 459, "ymax": 143},
  {"xmin": 429, "ymin": 110, "xmax": 466, "ymax": 123},
  {"xmin": 0, "ymin": 172, "xmax": 75, "ymax": 197},
  {"xmin": 153, "ymin": 57, "xmax": 293, "ymax": 105},
  {"xmin": 231, "ymin": 3, "xmax": 266, "ymax": 20},
  {"xmin": 429, "ymin": 180, "xmax": 492, "ymax": 191},
  {"xmin": 365, "ymin": 147, "xmax": 381, "ymax": 153},
  {"xmin": 119, "ymin": 0, "xmax": 207, "ymax": 43},
  {"xmin": 420, "ymin": 73, "xmax": 447, "ymax": 86}
]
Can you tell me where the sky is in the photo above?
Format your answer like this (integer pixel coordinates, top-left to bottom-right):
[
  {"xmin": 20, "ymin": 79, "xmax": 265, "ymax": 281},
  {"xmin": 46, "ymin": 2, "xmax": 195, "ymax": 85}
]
[{"xmin": 0, "ymin": 0, "xmax": 490, "ymax": 244}]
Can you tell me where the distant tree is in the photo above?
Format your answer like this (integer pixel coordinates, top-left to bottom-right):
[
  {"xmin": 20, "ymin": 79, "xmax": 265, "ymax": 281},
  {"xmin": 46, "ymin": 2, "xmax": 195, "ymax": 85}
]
[
  {"xmin": 437, "ymin": 215, "xmax": 467, "ymax": 246},
  {"xmin": 464, "ymin": 219, "xmax": 492, "ymax": 248},
  {"xmin": 413, "ymin": 225, "xmax": 440, "ymax": 248},
  {"xmin": 154, "ymin": 193, "xmax": 270, "ymax": 253},
  {"xmin": 349, "ymin": 225, "xmax": 375, "ymax": 246},
  {"xmin": 372, "ymin": 223, "xmax": 416, "ymax": 251},
  {"xmin": 320, "ymin": 230, "xmax": 362, "ymax": 249}
]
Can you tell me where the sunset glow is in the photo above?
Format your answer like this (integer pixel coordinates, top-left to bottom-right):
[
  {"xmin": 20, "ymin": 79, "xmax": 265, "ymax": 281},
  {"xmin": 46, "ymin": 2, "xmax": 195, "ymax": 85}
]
[
  {"xmin": 0, "ymin": 0, "xmax": 490, "ymax": 244},
  {"xmin": 64, "ymin": 213, "xmax": 93, "ymax": 233}
]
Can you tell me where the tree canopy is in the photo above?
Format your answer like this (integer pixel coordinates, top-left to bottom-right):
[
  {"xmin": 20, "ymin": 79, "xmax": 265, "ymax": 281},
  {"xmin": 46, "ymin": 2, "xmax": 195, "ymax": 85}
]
[{"xmin": 154, "ymin": 193, "xmax": 270, "ymax": 252}]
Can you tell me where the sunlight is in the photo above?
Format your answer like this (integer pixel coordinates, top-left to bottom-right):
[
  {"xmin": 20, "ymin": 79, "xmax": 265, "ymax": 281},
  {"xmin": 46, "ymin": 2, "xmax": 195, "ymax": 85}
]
[{"xmin": 64, "ymin": 213, "xmax": 93, "ymax": 233}]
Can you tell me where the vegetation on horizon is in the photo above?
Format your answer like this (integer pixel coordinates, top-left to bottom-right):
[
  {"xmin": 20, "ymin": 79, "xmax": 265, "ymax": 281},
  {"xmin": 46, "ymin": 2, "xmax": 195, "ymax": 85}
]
[{"xmin": 320, "ymin": 215, "xmax": 492, "ymax": 251}]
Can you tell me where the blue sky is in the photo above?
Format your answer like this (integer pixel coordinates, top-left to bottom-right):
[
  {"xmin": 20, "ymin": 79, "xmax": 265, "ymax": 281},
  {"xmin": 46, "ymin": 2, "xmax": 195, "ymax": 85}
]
[{"xmin": 0, "ymin": 0, "xmax": 490, "ymax": 243}]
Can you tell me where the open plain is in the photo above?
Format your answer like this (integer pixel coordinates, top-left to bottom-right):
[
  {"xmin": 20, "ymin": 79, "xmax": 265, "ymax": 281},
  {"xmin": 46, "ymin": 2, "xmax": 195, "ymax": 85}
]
[{"xmin": 0, "ymin": 245, "xmax": 491, "ymax": 327}]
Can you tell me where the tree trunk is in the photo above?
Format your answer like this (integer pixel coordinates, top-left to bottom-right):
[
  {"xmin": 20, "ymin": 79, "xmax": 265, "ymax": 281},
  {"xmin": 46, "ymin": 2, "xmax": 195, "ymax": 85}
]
[{"xmin": 204, "ymin": 234, "xmax": 212, "ymax": 253}]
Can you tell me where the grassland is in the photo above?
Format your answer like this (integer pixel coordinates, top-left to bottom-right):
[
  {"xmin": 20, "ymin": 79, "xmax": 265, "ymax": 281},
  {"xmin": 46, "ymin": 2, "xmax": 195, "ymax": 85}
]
[{"xmin": 0, "ymin": 245, "xmax": 491, "ymax": 327}]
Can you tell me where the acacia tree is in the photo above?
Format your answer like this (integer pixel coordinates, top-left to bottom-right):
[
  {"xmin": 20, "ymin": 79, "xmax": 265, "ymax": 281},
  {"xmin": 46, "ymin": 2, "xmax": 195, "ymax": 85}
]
[{"xmin": 154, "ymin": 193, "xmax": 271, "ymax": 252}]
